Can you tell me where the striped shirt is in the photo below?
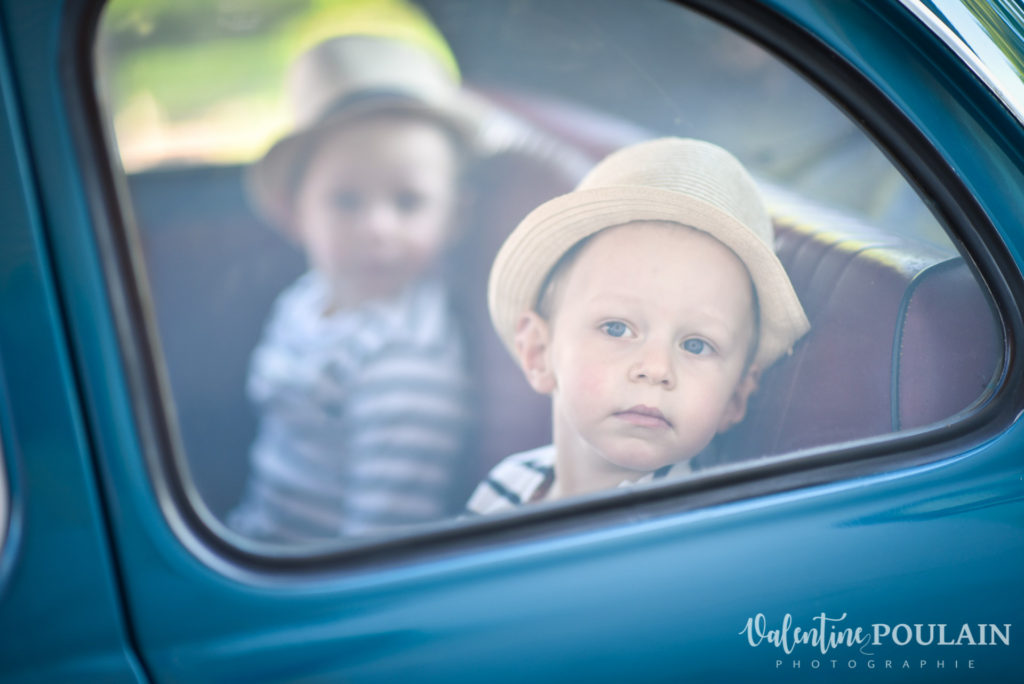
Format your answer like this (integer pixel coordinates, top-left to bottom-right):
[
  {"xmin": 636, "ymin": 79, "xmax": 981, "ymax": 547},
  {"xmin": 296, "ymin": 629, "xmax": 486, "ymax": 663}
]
[
  {"xmin": 465, "ymin": 444, "xmax": 690, "ymax": 515},
  {"xmin": 228, "ymin": 273, "xmax": 471, "ymax": 542}
]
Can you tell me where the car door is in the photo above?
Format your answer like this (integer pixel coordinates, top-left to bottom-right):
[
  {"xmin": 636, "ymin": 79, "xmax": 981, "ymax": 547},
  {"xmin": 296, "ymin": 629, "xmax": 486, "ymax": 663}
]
[
  {"xmin": 9, "ymin": 0, "xmax": 1024, "ymax": 682},
  {"xmin": 0, "ymin": 4, "xmax": 144, "ymax": 681}
]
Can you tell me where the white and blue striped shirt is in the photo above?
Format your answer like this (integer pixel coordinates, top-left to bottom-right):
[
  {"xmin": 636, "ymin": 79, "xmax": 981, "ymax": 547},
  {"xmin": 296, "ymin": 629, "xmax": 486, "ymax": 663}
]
[
  {"xmin": 465, "ymin": 444, "xmax": 690, "ymax": 515},
  {"xmin": 229, "ymin": 273, "xmax": 471, "ymax": 542}
]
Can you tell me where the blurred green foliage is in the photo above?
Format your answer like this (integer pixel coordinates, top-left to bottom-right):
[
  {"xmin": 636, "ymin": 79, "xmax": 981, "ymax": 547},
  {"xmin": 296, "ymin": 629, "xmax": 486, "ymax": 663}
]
[
  {"xmin": 961, "ymin": 0, "xmax": 1024, "ymax": 81},
  {"xmin": 102, "ymin": 0, "xmax": 308, "ymax": 49},
  {"xmin": 97, "ymin": 0, "xmax": 458, "ymax": 168},
  {"xmin": 99, "ymin": 0, "xmax": 456, "ymax": 120},
  {"xmin": 99, "ymin": 0, "xmax": 310, "ymax": 120}
]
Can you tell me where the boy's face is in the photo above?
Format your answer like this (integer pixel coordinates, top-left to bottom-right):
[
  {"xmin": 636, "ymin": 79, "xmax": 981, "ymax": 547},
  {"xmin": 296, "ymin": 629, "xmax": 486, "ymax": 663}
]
[
  {"xmin": 292, "ymin": 114, "xmax": 459, "ymax": 308},
  {"xmin": 517, "ymin": 222, "xmax": 759, "ymax": 490}
]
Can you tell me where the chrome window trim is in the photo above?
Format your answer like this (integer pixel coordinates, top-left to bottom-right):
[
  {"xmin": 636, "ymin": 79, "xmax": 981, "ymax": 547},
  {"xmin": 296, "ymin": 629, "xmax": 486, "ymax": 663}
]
[
  {"xmin": 900, "ymin": 0, "xmax": 1024, "ymax": 127},
  {"xmin": 0, "ymin": 441, "xmax": 6, "ymax": 551}
]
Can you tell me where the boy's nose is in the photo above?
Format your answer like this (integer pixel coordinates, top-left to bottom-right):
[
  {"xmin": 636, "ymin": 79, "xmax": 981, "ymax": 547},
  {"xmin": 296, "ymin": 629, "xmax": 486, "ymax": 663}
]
[
  {"xmin": 358, "ymin": 203, "xmax": 400, "ymax": 241},
  {"xmin": 628, "ymin": 347, "xmax": 675, "ymax": 389}
]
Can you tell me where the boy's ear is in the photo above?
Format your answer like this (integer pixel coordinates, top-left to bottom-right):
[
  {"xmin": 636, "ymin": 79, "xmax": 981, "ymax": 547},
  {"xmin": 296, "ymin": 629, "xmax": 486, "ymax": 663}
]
[
  {"xmin": 717, "ymin": 365, "xmax": 761, "ymax": 432},
  {"xmin": 282, "ymin": 207, "xmax": 305, "ymax": 245},
  {"xmin": 513, "ymin": 311, "xmax": 556, "ymax": 395}
]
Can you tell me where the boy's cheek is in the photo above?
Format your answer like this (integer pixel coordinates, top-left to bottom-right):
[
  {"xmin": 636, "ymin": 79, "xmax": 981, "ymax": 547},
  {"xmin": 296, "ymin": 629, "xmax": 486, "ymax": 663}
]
[{"xmin": 564, "ymin": 362, "xmax": 610, "ymax": 398}]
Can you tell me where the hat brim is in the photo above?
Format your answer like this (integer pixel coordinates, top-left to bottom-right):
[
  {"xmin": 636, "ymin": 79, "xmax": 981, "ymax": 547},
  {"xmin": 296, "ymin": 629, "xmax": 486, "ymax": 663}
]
[
  {"xmin": 245, "ymin": 96, "xmax": 478, "ymax": 234},
  {"xmin": 487, "ymin": 185, "xmax": 810, "ymax": 369}
]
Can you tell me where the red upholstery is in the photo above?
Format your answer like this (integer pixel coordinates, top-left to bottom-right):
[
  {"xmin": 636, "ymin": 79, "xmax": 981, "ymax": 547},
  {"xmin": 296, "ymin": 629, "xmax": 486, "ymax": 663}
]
[
  {"xmin": 709, "ymin": 219, "xmax": 1000, "ymax": 465},
  {"xmin": 447, "ymin": 148, "xmax": 580, "ymax": 491},
  {"xmin": 475, "ymin": 86, "xmax": 650, "ymax": 162}
]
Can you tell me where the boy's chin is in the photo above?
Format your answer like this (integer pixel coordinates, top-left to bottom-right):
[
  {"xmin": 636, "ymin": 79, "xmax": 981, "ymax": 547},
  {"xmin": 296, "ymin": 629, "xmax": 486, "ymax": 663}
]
[{"xmin": 598, "ymin": 445, "xmax": 691, "ymax": 476}]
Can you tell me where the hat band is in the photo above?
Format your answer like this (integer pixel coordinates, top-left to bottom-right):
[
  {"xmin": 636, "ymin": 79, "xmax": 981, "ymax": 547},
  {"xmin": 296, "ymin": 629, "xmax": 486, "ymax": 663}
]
[{"xmin": 318, "ymin": 88, "xmax": 421, "ymax": 123}]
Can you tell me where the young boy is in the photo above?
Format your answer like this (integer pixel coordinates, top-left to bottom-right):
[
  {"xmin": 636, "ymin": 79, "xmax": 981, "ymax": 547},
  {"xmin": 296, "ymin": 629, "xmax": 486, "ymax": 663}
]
[
  {"xmin": 228, "ymin": 34, "xmax": 478, "ymax": 541},
  {"xmin": 467, "ymin": 137, "xmax": 810, "ymax": 513}
]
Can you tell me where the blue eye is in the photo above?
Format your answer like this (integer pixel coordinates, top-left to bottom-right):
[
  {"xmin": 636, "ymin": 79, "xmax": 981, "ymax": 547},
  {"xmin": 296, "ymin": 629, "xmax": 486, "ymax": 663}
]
[
  {"xmin": 394, "ymin": 190, "xmax": 425, "ymax": 213},
  {"xmin": 683, "ymin": 338, "xmax": 710, "ymax": 355},
  {"xmin": 601, "ymin": 321, "xmax": 629, "ymax": 338}
]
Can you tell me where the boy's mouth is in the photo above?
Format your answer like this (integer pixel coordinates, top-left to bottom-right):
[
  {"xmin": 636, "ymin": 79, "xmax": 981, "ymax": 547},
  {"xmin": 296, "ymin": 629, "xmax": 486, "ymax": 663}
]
[{"xmin": 614, "ymin": 405, "xmax": 672, "ymax": 429}]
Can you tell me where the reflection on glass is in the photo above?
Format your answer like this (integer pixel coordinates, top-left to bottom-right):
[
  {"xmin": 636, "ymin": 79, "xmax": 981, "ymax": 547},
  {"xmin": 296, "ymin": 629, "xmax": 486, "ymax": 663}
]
[
  {"xmin": 95, "ymin": 0, "xmax": 999, "ymax": 547},
  {"xmin": 0, "ymin": 440, "xmax": 6, "ymax": 550},
  {"xmin": 928, "ymin": 0, "xmax": 1024, "ymax": 121}
]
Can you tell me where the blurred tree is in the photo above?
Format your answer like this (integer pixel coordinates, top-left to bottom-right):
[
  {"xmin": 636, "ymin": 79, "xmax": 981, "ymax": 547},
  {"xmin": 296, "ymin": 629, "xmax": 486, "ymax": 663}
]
[{"xmin": 98, "ymin": 0, "xmax": 456, "ymax": 169}]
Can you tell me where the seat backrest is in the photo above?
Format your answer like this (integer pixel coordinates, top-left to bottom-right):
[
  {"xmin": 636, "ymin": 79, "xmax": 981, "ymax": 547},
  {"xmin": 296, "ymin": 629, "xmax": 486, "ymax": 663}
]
[
  {"xmin": 446, "ymin": 147, "xmax": 581, "ymax": 491},
  {"xmin": 130, "ymin": 164, "xmax": 304, "ymax": 516},
  {"xmin": 710, "ymin": 216, "xmax": 1001, "ymax": 465}
]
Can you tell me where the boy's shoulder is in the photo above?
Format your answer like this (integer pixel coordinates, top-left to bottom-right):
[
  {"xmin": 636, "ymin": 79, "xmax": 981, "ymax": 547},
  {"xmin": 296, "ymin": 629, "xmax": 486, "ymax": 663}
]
[
  {"xmin": 497, "ymin": 444, "xmax": 556, "ymax": 471},
  {"xmin": 264, "ymin": 274, "xmax": 453, "ymax": 342},
  {"xmin": 466, "ymin": 444, "xmax": 555, "ymax": 515}
]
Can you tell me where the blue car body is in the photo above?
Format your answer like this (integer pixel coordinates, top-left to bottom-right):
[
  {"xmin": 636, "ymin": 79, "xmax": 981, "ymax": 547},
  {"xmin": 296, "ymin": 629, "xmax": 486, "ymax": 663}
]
[{"xmin": 0, "ymin": 0, "xmax": 1023, "ymax": 681}]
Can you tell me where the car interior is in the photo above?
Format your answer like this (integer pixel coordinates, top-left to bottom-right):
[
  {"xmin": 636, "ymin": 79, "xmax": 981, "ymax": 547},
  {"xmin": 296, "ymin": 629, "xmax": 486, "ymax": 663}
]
[{"xmin": 126, "ymin": 82, "xmax": 1001, "ymax": 521}]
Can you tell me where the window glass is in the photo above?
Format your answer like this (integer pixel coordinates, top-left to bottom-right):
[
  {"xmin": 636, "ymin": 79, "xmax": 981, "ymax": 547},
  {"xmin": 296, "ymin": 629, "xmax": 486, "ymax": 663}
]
[{"xmin": 94, "ymin": 0, "xmax": 1001, "ymax": 549}]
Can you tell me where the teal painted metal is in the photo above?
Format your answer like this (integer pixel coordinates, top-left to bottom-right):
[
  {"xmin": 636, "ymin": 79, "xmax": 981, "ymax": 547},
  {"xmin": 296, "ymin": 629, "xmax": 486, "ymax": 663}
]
[
  {"xmin": 0, "ymin": 2, "xmax": 143, "ymax": 681},
  {"xmin": 0, "ymin": 0, "xmax": 1022, "ymax": 681}
]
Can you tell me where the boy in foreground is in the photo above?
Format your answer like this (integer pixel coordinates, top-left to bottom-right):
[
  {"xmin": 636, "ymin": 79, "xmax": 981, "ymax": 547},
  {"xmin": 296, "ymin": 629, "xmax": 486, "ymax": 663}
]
[{"xmin": 468, "ymin": 138, "xmax": 810, "ymax": 513}]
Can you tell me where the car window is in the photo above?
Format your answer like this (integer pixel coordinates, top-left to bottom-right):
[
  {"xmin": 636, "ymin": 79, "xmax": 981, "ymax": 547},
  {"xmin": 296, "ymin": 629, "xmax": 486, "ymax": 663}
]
[{"xmin": 93, "ymin": 0, "xmax": 1003, "ymax": 553}]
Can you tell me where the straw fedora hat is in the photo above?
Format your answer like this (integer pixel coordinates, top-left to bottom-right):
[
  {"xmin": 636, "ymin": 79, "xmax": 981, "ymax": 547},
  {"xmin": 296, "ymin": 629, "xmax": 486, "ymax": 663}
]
[
  {"xmin": 488, "ymin": 137, "xmax": 810, "ymax": 369},
  {"xmin": 246, "ymin": 34, "xmax": 480, "ymax": 232}
]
